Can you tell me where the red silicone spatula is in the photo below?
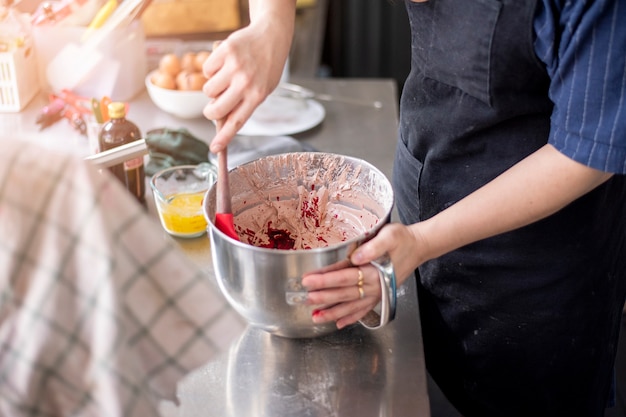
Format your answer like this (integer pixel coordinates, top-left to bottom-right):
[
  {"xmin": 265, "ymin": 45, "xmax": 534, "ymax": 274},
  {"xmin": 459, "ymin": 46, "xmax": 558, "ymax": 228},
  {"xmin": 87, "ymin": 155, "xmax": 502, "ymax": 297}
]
[{"xmin": 215, "ymin": 145, "xmax": 240, "ymax": 241}]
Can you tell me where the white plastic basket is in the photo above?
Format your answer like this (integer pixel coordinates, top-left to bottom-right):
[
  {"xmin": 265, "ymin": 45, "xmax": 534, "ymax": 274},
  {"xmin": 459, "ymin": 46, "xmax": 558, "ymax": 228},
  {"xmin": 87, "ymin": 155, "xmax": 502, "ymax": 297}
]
[{"xmin": 0, "ymin": 40, "xmax": 40, "ymax": 113}]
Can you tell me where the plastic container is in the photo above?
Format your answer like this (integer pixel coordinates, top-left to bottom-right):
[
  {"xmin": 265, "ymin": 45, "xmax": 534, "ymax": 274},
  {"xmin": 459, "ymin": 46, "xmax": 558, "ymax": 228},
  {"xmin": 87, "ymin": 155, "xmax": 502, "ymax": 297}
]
[
  {"xmin": 0, "ymin": 47, "xmax": 39, "ymax": 112},
  {"xmin": 32, "ymin": 20, "xmax": 146, "ymax": 101},
  {"xmin": 0, "ymin": 10, "xmax": 39, "ymax": 112}
]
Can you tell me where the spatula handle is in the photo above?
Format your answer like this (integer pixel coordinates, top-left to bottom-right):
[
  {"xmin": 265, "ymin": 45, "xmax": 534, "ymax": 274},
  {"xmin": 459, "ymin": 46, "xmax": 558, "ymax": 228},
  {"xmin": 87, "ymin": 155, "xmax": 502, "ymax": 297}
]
[
  {"xmin": 216, "ymin": 149, "xmax": 232, "ymax": 214},
  {"xmin": 215, "ymin": 119, "xmax": 232, "ymax": 214}
]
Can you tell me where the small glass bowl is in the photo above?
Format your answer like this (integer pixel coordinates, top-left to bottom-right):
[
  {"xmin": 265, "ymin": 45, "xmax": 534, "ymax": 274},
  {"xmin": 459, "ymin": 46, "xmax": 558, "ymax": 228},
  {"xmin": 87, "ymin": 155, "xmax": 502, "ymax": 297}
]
[{"xmin": 150, "ymin": 163, "xmax": 217, "ymax": 238}]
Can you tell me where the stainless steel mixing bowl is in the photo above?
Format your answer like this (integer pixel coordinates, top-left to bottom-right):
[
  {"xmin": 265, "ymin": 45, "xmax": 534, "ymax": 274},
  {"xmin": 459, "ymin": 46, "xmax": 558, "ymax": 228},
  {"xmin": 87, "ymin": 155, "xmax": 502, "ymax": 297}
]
[{"xmin": 203, "ymin": 152, "xmax": 396, "ymax": 338}]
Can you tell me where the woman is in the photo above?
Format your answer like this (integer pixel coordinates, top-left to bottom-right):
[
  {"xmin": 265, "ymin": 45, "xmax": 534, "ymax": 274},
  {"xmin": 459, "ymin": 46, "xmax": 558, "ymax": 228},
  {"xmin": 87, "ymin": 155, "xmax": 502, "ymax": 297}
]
[{"xmin": 202, "ymin": 1, "xmax": 626, "ymax": 415}]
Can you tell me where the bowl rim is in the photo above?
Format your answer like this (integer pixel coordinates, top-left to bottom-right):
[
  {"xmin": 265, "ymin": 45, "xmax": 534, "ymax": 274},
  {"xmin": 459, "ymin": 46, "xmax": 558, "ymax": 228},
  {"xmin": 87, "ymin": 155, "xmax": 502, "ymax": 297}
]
[{"xmin": 203, "ymin": 151, "xmax": 395, "ymax": 254}]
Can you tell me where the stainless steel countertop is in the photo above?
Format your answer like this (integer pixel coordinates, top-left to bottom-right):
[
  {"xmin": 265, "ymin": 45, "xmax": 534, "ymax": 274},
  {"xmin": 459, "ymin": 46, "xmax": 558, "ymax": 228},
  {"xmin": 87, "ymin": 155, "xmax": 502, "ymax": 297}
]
[{"xmin": 2, "ymin": 78, "xmax": 431, "ymax": 417}]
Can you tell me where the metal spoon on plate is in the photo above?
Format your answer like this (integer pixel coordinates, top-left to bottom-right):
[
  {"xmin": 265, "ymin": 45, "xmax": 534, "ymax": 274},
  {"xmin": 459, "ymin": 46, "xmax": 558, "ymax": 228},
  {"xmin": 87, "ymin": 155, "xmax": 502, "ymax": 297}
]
[{"xmin": 275, "ymin": 83, "xmax": 383, "ymax": 109}]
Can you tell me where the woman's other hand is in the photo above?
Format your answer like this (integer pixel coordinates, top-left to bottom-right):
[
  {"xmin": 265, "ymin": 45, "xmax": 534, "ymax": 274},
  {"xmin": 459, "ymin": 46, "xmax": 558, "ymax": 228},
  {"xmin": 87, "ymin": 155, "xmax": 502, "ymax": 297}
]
[{"xmin": 302, "ymin": 223, "xmax": 425, "ymax": 329}]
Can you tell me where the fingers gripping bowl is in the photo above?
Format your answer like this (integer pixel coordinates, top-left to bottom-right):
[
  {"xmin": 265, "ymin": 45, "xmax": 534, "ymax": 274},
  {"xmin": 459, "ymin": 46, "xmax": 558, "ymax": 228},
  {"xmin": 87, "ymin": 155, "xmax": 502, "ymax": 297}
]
[{"xmin": 203, "ymin": 152, "xmax": 397, "ymax": 338}]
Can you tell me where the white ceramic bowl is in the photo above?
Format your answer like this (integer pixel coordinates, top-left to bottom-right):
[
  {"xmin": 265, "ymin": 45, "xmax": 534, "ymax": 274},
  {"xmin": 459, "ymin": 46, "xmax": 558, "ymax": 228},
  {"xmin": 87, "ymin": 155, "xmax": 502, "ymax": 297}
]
[{"xmin": 145, "ymin": 70, "xmax": 209, "ymax": 119}]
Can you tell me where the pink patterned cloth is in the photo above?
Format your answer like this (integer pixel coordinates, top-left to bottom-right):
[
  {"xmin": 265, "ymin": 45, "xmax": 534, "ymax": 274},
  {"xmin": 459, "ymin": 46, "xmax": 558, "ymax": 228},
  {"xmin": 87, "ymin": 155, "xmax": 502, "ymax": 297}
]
[{"xmin": 0, "ymin": 140, "xmax": 246, "ymax": 416}]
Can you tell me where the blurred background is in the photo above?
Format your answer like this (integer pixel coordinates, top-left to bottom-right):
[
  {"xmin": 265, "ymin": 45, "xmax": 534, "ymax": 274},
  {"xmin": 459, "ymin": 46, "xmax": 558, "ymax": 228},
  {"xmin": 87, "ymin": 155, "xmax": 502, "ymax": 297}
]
[
  {"xmin": 3, "ymin": 0, "xmax": 623, "ymax": 415},
  {"xmin": 133, "ymin": 0, "xmax": 412, "ymax": 94}
]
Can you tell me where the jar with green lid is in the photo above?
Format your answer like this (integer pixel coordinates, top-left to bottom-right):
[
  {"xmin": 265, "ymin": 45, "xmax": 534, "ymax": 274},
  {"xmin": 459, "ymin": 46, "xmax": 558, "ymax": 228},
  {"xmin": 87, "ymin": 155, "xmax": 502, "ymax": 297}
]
[{"xmin": 98, "ymin": 102, "xmax": 146, "ymax": 205}]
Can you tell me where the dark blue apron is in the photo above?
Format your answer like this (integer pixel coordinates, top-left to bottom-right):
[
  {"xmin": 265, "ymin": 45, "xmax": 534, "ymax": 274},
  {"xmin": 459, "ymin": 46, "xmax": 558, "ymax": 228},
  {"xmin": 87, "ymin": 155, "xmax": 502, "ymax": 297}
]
[{"xmin": 394, "ymin": 1, "xmax": 626, "ymax": 415}]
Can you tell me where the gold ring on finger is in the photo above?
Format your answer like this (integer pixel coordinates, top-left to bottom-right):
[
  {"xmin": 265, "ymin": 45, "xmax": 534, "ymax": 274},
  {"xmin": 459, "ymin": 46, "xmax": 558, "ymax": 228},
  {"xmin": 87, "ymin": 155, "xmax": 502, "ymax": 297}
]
[
  {"xmin": 357, "ymin": 268, "xmax": 364, "ymax": 287},
  {"xmin": 358, "ymin": 285, "xmax": 365, "ymax": 299}
]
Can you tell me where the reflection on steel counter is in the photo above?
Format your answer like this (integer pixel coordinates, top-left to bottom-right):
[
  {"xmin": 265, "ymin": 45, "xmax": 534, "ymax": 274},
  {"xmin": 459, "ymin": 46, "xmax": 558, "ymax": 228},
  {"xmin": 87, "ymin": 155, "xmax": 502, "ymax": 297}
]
[
  {"xmin": 0, "ymin": 140, "xmax": 246, "ymax": 416},
  {"xmin": 168, "ymin": 325, "xmax": 392, "ymax": 416}
]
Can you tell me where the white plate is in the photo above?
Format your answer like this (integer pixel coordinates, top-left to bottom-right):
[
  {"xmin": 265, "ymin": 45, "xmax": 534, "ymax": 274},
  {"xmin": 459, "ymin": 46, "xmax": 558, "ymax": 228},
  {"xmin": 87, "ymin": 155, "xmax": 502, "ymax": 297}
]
[{"xmin": 237, "ymin": 94, "xmax": 325, "ymax": 136}]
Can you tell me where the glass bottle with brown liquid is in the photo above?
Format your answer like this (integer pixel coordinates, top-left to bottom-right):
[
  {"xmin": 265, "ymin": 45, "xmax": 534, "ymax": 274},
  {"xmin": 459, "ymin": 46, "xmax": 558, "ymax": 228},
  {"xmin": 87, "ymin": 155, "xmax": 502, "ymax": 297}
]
[{"xmin": 98, "ymin": 102, "xmax": 146, "ymax": 205}]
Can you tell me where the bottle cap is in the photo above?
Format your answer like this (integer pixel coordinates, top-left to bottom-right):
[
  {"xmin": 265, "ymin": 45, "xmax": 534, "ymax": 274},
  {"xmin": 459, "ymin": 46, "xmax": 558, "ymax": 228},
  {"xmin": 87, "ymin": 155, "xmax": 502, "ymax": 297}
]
[{"xmin": 108, "ymin": 102, "xmax": 126, "ymax": 119}]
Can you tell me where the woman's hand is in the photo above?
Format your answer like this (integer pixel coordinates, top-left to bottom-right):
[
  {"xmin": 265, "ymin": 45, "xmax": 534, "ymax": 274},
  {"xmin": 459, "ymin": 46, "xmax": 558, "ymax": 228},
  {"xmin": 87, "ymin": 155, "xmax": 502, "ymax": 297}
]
[
  {"xmin": 202, "ymin": 1, "xmax": 296, "ymax": 154},
  {"xmin": 301, "ymin": 223, "xmax": 425, "ymax": 329}
]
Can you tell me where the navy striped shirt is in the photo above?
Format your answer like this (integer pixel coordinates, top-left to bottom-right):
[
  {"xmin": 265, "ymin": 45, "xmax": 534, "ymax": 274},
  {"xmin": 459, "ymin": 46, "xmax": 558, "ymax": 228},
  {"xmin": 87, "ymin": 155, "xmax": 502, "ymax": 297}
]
[{"xmin": 534, "ymin": 0, "xmax": 626, "ymax": 173}]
